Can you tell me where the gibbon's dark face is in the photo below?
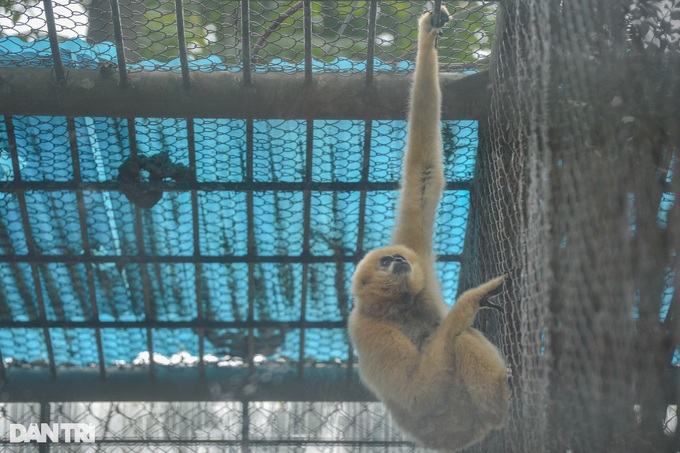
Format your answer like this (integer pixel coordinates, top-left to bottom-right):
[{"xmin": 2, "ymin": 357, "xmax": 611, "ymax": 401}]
[
  {"xmin": 378, "ymin": 253, "xmax": 412, "ymax": 275},
  {"xmin": 351, "ymin": 245, "xmax": 425, "ymax": 302}
]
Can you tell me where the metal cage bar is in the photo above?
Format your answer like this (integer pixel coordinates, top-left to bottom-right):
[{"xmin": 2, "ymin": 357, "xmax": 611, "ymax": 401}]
[
  {"xmin": 346, "ymin": 119, "xmax": 376, "ymax": 381},
  {"xmin": 366, "ymin": 0, "xmax": 378, "ymax": 85},
  {"xmin": 126, "ymin": 119, "xmax": 157, "ymax": 380},
  {"xmin": 0, "ymin": 320, "xmax": 346, "ymax": 329},
  {"xmin": 0, "ymin": 180, "xmax": 471, "ymax": 193},
  {"xmin": 108, "ymin": 0, "xmax": 129, "ymax": 87},
  {"xmin": 186, "ymin": 118, "xmax": 205, "ymax": 377},
  {"xmin": 303, "ymin": 0, "xmax": 313, "ymax": 85},
  {"xmin": 245, "ymin": 118, "xmax": 255, "ymax": 374},
  {"xmin": 41, "ymin": 0, "xmax": 66, "ymax": 86},
  {"xmin": 66, "ymin": 117, "xmax": 107, "ymax": 380},
  {"xmin": 0, "ymin": 68, "xmax": 491, "ymax": 120},
  {"xmin": 39, "ymin": 402, "xmax": 50, "ymax": 453},
  {"xmin": 0, "ymin": 253, "xmax": 466, "ymax": 266},
  {"xmin": 241, "ymin": 0, "xmax": 252, "ymax": 86},
  {"xmin": 241, "ymin": 401, "xmax": 251, "ymax": 453},
  {"xmin": 3, "ymin": 115, "xmax": 57, "ymax": 380},
  {"xmin": 297, "ymin": 120, "xmax": 315, "ymax": 378},
  {"xmin": 1, "ymin": 367, "xmax": 375, "ymax": 402},
  {"xmin": 174, "ymin": 0, "xmax": 192, "ymax": 91}
]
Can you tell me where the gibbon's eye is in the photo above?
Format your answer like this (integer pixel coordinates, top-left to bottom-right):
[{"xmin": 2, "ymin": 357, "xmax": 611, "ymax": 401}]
[
  {"xmin": 392, "ymin": 254, "xmax": 406, "ymax": 262},
  {"xmin": 379, "ymin": 256, "xmax": 393, "ymax": 268}
]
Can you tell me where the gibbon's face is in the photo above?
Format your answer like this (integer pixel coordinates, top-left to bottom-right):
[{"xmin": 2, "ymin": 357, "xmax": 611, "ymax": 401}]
[{"xmin": 351, "ymin": 245, "xmax": 425, "ymax": 303}]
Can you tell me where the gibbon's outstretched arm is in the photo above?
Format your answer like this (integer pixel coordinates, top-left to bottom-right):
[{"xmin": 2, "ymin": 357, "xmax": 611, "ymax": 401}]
[{"xmin": 392, "ymin": 11, "xmax": 448, "ymax": 258}]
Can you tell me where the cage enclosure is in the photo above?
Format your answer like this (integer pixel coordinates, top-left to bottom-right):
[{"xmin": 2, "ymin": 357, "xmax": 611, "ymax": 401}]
[{"xmin": 0, "ymin": 0, "xmax": 679, "ymax": 452}]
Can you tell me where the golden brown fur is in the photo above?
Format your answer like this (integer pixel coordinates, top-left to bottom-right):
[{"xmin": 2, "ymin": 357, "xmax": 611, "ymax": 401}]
[{"xmin": 348, "ymin": 8, "xmax": 509, "ymax": 452}]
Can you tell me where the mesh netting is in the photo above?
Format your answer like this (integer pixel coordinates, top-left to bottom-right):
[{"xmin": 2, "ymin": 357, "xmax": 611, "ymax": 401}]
[
  {"xmin": 1, "ymin": 401, "xmax": 417, "ymax": 451},
  {"xmin": 0, "ymin": 114, "xmax": 475, "ymax": 367},
  {"xmin": 461, "ymin": 0, "xmax": 680, "ymax": 451},
  {"xmin": 0, "ymin": 0, "xmax": 496, "ymax": 73}
]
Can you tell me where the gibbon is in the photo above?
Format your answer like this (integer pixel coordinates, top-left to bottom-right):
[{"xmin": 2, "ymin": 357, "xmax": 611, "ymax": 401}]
[{"xmin": 348, "ymin": 7, "xmax": 509, "ymax": 452}]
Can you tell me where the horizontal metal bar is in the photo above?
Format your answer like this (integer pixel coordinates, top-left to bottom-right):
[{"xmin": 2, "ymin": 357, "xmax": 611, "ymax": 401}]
[
  {"xmin": 0, "ymin": 253, "xmax": 463, "ymax": 265},
  {"xmin": 0, "ymin": 319, "xmax": 346, "ymax": 329},
  {"xmin": 0, "ymin": 68, "xmax": 490, "ymax": 120},
  {"xmin": 0, "ymin": 440, "xmax": 414, "ymax": 447},
  {"xmin": 0, "ymin": 180, "xmax": 471, "ymax": 193},
  {"xmin": 1, "ymin": 366, "xmax": 376, "ymax": 402}
]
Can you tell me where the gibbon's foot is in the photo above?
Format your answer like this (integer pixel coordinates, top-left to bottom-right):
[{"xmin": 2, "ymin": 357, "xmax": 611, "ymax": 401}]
[
  {"xmin": 479, "ymin": 295, "xmax": 503, "ymax": 312},
  {"xmin": 479, "ymin": 274, "xmax": 507, "ymax": 312},
  {"xmin": 428, "ymin": 5, "xmax": 450, "ymax": 32}
]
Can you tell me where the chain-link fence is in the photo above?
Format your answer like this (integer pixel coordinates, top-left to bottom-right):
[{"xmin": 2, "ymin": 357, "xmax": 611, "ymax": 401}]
[
  {"xmin": 1, "ymin": 401, "xmax": 419, "ymax": 451},
  {"xmin": 462, "ymin": 0, "xmax": 680, "ymax": 451},
  {"xmin": 1, "ymin": 0, "xmax": 495, "ymax": 72}
]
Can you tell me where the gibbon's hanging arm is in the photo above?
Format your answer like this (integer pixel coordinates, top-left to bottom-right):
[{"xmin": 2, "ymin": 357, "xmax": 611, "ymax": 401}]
[{"xmin": 348, "ymin": 6, "xmax": 509, "ymax": 452}]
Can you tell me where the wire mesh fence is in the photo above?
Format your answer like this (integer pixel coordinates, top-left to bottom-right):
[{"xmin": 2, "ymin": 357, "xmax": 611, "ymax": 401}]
[
  {"xmin": 0, "ymin": 401, "xmax": 420, "ymax": 451},
  {"xmin": 459, "ymin": 0, "xmax": 680, "ymax": 451},
  {"xmin": 0, "ymin": 0, "xmax": 496, "ymax": 74},
  {"xmin": 0, "ymin": 115, "xmax": 476, "ymax": 371}
]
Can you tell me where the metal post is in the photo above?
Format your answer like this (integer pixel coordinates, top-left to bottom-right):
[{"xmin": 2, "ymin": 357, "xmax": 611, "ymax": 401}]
[
  {"xmin": 108, "ymin": 0, "xmax": 129, "ymax": 87},
  {"xmin": 66, "ymin": 117, "xmax": 107, "ymax": 380},
  {"xmin": 41, "ymin": 0, "xmax": 66, "ymax": 86},
  {"xmin": 174, "ymin": 0, "xmax": 191, "ymax": 90}
]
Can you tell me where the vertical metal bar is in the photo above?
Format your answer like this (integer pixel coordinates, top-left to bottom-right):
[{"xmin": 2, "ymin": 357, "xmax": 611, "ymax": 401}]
[
  {"xmin": 245, "ymin": 118, "xmax": 255, "ymax": 373},
  {"xmin": 303, "ymin": 0, "xmax": 313, "ymax": 85},
  {"xmin": 174, "ymin": 0, "xmax": 191, "ymax": 90},
  {"xmin": 108, "ymin": 0, "xmax": 129, "ymax": 87},
  {"xmin": 126, "ymin": 118, "xmax": 155, "ymax": 380},
  {"xmin": 365, "ymin": 0, "xmax": 378, "ymax": 85},
  {"xmin": 38, "ymin": 402, "xmax": 50, "ymax": 453},
  {"xmin": 41, "ymin": 0, "xmax": 66, "ymax": 86},
  {"xmin": 3, "ymin": 115, "xmax": 57, "ymax": 380},
  {"xmin": 0, "ymin": 348, "xmax": 5, "ymax": 382},
  {"xmin": 241, "ymin": 0, "xmax": 252, "ymax": 86},
  {"xmin": 187, "ymin": 118, "xmax": 205, "ymax": 377},
  {"xmin": 297, "ymin": 119, "xmax": 314, "ymax": 378},
  {"xmin": 67, "ymin": 117, "xmax": 107, "ymax": 380},
  {"xmin": 241, "ymin": 400, "xmax": 251, "ymax": 453},
  {"xmin": 348, "ymin": 119, "xmax": 374, "ymax": 380}
]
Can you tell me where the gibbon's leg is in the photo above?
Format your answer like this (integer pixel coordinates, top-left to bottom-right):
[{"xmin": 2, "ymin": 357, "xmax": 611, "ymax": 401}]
[
  {"xmin": 391, "ymin": 9, "xmax": 449, "ymax": 258},
  {"xmin": 439, "ymin": 275, "xmax": 506, "ymax": 342},
  {"xmin": 412, "ymin": 276, "xmax": 507, "ymax": 405},
  {"xmin": 455, "ymin": 330, "xmax": 509, "ymax": 426}
]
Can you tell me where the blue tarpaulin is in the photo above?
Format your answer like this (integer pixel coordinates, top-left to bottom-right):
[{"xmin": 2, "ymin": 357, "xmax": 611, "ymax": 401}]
[{"xmin": 0, "ymin": 37, "xmax": 478, "ymax": 367}]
